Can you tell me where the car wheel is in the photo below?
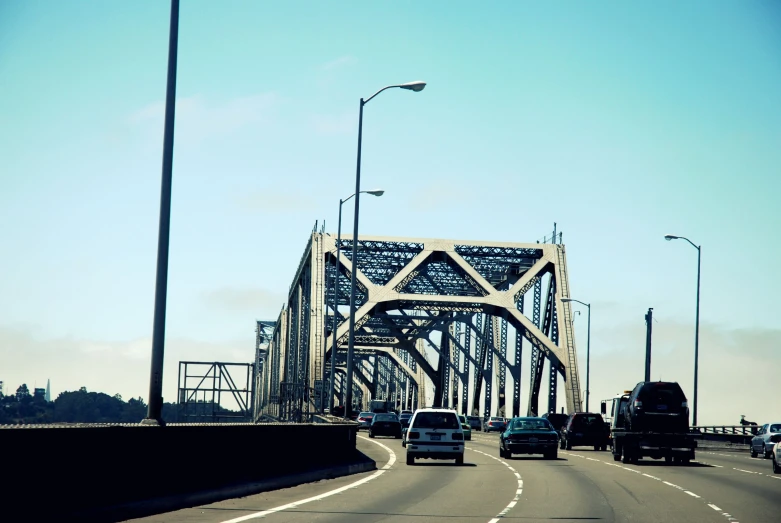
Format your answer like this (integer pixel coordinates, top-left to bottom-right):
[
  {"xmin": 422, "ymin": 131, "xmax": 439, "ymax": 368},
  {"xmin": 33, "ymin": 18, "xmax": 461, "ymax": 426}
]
[
  {"xmin": 751, "ymin": 446, "xmax": 758, "ymax": 458},
  {"xmin": 665, "ymin": 456, "xmax": 673, "ymax": 464},
  {"xmin": 406, "ymin": 454, "xmax": 415, "ymax": 465},
  {"xmin": 560, "ymin": 440, "xmax": 565, "ymax": 450},
  {"xmin": 369, "ymin": 432, "xmax": 375, "ymax": 438},
  {"xmin": 455, "ymin": 455, "xmax": 464, "ymax": 465},
  {"xmin": 566, "ymin": 440, "xmax": 572, "ymax": 450},
  {"xmin": 594, "ymin": 445, "xmax": 599, "ymax": 452},
  {"xmin": 601, "ymin": 445, "xmax": 608, "ymax": 452},
  {"xmin": 546, "ymin": 449, "xmax": 557, "ymax": 460},
  {"xmin": 764, "ymin": 445, "xmax": 773, "ymax": 459}
]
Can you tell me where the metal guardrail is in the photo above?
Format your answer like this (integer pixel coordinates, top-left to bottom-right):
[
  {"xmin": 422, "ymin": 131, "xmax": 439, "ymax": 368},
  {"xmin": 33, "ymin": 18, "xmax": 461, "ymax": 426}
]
[{"xmin": 692, "ymin": 425, "xmax": 758, "ymax": 436}]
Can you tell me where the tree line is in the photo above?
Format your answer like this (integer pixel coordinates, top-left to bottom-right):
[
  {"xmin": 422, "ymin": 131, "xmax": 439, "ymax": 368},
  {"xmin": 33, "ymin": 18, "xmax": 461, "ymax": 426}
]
[{"xmin": 0, "ymin": 384, "xmax": 229, "ymax": 424}]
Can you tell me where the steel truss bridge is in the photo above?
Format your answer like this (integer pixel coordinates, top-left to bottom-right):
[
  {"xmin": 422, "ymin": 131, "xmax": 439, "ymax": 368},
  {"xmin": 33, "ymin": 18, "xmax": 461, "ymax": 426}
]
[{"xmin": 254, "ymin": 231, "xmax": 583, "ymax": 423}]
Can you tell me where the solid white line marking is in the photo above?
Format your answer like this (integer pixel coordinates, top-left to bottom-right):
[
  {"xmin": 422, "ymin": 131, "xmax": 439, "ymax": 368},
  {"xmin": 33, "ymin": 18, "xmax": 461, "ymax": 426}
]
[
  {"xmin": 219, "ymin": 436, "xmax": 395, "ymax": 523},
  {"xmin": 709, "ymin": 504, "xmax": 723, "ymax": 511}
]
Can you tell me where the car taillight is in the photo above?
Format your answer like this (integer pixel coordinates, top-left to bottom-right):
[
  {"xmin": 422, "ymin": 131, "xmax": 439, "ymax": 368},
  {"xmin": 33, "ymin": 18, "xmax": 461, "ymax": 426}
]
[
  {"xmin": 452, "ymin": 432, "xmax": 463, "ymax": 440},
  {"xmin": 408, "ymin": 431, "xmax": 420, "ymax": 439},
  {"xmin": 633, "ymin": 400, "xmax": 643, "ymax": 408}
]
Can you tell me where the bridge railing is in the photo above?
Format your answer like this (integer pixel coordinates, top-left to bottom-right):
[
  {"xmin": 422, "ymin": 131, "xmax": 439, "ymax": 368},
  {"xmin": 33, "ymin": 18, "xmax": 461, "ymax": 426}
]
[{"xmin": 692, "ymin": 425, "xmax": 758, "ymax": 436}]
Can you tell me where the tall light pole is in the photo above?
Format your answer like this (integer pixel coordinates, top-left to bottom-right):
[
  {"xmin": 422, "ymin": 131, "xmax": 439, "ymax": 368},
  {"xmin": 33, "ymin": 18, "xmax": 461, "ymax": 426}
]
[
  {"xmin": 562, "ymin": 298, "xmax": 591, "ymax": 412},
  {"xmin": 329, "ymin": 189, "xmax": 384, "ymax": 414},
  {"xmin": 143, "ymin": 0, "xmax": 179, "ymax": 426},
  {"xmin": 665, "ymin": 234, "xmax": 702, "ymax": 426},
  {"xmin": 344, "ymin": 80, "xmax": 426, "ymax": 419}
]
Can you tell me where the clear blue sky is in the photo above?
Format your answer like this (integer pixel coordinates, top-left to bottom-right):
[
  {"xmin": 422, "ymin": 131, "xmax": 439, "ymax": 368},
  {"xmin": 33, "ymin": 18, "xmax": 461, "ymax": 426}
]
[{"xmin": 1, "ymin": 1, "xmax": 779, "ymax": 420}]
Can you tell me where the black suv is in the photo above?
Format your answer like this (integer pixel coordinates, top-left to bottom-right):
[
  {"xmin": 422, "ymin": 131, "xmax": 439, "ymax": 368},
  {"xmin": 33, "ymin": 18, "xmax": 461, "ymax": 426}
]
[
  {"xmin": 560, "ymin": 413, "xmax": 609, "ymax": 451},
  {"xmin": 541, "ymin": 413, "xmax": 569, "ymax": 433},
  {"xmin": 623, "ymin": 381, "xmax": 689, "ymax": 434}
]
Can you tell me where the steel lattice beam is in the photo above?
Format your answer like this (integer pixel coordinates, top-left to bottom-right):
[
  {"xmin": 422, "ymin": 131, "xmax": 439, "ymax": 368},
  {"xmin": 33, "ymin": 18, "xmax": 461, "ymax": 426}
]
[{"xmin": 257, "ymin": 232, "xmax": 583, "ymax": 421}]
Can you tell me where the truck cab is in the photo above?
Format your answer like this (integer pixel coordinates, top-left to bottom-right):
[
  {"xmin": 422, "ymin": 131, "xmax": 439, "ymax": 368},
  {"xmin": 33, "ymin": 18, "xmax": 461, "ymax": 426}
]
[{"xmin": 601, "ymin": 392, "xmax": 631, "ymax": 448}]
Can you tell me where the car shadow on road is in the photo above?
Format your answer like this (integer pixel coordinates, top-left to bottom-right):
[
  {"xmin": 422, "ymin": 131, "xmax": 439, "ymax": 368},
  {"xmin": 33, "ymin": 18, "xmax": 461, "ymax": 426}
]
[
  {"xmin": 409, "ymin": 462, "xmax": 478, "ymax": 467},
  {"xmin": 507, "ymin": 456, "xmax": 568, "ymax": 461},
  {"xmin": 630, "ymin": 461, "xmax": 715, "ymax": 468}
]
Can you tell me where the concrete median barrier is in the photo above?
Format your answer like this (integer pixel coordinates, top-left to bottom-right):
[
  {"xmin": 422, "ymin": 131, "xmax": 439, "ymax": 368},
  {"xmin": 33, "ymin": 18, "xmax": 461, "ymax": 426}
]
[{"xmin": 2, "ymin": 421, "xmax": 367, "ymax": 522}]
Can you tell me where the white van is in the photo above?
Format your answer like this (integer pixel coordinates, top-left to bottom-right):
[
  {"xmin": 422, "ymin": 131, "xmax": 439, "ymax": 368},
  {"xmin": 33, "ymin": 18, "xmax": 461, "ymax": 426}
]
[{"xmin": 405, "ymin": 408, "xmax": 465, "ymax": 465}]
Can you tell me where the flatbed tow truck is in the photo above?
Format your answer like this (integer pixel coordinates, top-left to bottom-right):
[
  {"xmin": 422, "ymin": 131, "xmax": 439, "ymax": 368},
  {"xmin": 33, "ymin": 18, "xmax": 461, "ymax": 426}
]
[{"xmin": 603, "ymin": 388, "xmax": 697, "ymax": 465}]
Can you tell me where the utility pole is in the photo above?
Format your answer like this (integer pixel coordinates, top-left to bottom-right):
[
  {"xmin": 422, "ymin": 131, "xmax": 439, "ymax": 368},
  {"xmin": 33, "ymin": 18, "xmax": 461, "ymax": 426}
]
[{"xmin": 644, "ymin": 308, "xmax": 653, "ymax": 382}]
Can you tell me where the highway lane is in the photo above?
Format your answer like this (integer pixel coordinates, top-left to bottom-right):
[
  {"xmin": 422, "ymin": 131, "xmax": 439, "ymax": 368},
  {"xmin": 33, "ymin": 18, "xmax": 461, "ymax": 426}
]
[
  {"xmin": 475, "ymin": 432, "xmax": 781, "ymax": 522},
  {"xmin": 128, "ymin": 431, "xmax": 780, "ymax": 523}
]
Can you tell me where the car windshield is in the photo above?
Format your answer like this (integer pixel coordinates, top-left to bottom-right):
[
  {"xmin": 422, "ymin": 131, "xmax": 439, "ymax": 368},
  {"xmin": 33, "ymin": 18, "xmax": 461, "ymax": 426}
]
[
  {"xmin": 374, "ymin": 414, "xmax": 397, "ymax": 422},
  {"xmin": 467, "ymin": 416, "xmax": 480, "ymax": 421},
  {"xmin": 770, "ymin": 424, "xmax": 781, "ymax": 432},
  {"xmin": 399, "ymin": 414, "xmax": 411, "ymax": 419},
  {"xmin": 412, "ymin": 412, "xmax": 460, "ymax": 429},
  {"xmin": 511, "ymin": 418, "xmax": 552, "ymax": 431}
]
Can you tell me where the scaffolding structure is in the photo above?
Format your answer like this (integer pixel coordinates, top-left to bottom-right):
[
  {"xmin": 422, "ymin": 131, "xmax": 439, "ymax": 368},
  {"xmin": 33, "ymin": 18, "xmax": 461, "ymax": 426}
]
[{"xmin": 177, "ymin": 361, "xmax": 254, "ymax": 423}]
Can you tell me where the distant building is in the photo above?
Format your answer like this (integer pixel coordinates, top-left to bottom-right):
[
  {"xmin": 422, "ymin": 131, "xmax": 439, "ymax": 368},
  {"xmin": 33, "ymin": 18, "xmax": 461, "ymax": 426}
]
[
  {"xmin": 0, "ymin": 380, "xmax": 4, "ymax": 395},
  {"xmin": 34, "ymin": 388, "xmax": 46, "ymax": 399},
  {"xmin": 45, "ymin": 379, "xmax": 51, "ymax": 402}
]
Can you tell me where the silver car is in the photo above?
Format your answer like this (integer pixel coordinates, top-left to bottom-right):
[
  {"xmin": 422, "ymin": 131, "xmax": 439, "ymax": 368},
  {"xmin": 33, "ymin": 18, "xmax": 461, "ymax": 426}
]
[
  {"xmin": 750, "ymin": 422, "xmax": 781, "ymax": 458},
  {"xmin": 773, "ymin": 441, "xmax": 781, "ymax": 474}
]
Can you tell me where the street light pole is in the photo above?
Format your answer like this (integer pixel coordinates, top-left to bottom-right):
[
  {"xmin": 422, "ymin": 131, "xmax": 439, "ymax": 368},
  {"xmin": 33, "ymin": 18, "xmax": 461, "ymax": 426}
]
[
  {"xmin": 143, "ymin": 0, "xmax": 179, "ymax": 426},
  {"xmin": 344, "ymin": 81, "xmax": 426, "ymax": 419},
  {"xmin": 694, "ymin": 244, "xmax": 701, "ymax": 426},
  {"xmin": 665, "ymin": 234, "xmax": 702, "ymax": 426},
  {"xmin": 329, "ymin": 190, "xmax": 383, "ymax": 415},
  {"xmin": 329, "ymin": 200, "xmax": 345, "ymax": 415},
  {"xmin": 344, "ymin": 99, "xmax": 364, "ymax": 419},
  {"xmin": 562, "ymin": 298, "xmax": 591, "ymax": 412},
  {"xmin": 585, "ymin": 302, "xmax": 591, "ymax": 412}
]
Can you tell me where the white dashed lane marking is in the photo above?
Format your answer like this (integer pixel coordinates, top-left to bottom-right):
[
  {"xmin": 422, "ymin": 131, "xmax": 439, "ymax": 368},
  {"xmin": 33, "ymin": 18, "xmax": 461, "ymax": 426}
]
[
  {"xmin": 469, "ymin": 448, "xmax": 523, "ymax": 522},
  {"xmin": 563, "ymin": 451, "xmax": 740, "ymax": 523}
]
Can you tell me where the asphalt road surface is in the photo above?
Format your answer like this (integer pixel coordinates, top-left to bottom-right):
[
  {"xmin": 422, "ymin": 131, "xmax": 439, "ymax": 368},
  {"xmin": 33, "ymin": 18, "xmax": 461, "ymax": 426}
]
[{"xmin": 130, "ymin": 432, "xmax": 780, "ymax": 523}]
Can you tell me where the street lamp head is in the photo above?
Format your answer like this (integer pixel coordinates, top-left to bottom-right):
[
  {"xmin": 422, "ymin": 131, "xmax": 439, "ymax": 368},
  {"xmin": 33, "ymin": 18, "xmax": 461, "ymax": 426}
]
[
  {"xmin": 664, "ymin": 234, "xmax": 679, "ymax": 241},
  {"xmin": 366, "ymin": 189, "xmax": 385, "ymax": 196},
  {"xmin": 399, "ymin": 81, "xmax": 426, "ymax": 92},
  {"xmin": 561, "ymin": 298, "xmax": 573, "ymax": 303}
]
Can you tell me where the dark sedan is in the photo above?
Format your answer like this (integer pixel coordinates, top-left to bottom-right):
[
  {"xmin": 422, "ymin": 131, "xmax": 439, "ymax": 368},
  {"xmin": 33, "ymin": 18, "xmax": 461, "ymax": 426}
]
[
  {"xmin": 500, "ymin": 417, "xmax": 558, "ymax": 459},
  {"xmin": 370, "ymin": 413, "xmax": 402, "ymax": 439},
  {"xmin": 399, "ymin": 413, "xmax": 413, "ymax": 429}
]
